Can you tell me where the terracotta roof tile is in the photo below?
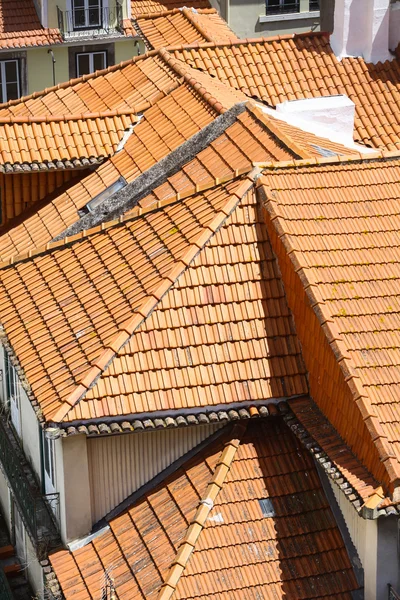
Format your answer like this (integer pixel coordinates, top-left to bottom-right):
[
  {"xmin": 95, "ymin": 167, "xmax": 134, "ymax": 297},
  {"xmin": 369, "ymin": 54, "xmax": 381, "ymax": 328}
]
[
  {"xmin": 0, "ymin": 102, "xmax": 296, "ymax": 263},
  {"xmin": 136, "ymin": 8, "xmax": 237, "ymax": 49},
  {"xmin": 49, "ymin": 419, "xmax": 361, "ymax": 599},
  {"xmin": 172, "ymin": 33, "xmax": 400, "ymax": 150},
  {"xmin": 65, "ymin": 180, "xmax": 307, "ymax": 422},
  {"xmin": 260, "ymin": 154, "xmax": 400, "ymax": 491},
  {"xmin": 131, "ymin": 0, "xmax": 211, "ymax": 17},
  {"xmin": 0, "ymin": 0, "xmax": 62, "ymax": 49},
  {"xmin": 0, "ymin": 111, "xmax": 138, "ymax": 171}
]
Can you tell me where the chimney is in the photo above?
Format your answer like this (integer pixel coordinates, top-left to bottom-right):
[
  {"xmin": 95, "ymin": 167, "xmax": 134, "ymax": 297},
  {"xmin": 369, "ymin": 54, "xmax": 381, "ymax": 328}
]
[
  {"xmin": 331, "ymin": 0, "xmax": 392, "ymax": 64},
  {"xmin": 276, "ymin": 95, "xmax": 356, "ymax": 145}
]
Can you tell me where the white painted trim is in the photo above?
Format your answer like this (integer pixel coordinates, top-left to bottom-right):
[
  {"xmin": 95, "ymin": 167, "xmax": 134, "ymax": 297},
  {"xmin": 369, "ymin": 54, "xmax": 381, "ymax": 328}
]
[{"xmin": 259, "ymin": 10, "xmax": 319, "ymax": 22}]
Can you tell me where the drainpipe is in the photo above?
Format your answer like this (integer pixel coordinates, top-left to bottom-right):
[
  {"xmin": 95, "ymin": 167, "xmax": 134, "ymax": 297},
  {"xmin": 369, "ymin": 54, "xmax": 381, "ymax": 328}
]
[{"xmin": 48, "ymin": 49, "xmax": 56, "ymax": 86}]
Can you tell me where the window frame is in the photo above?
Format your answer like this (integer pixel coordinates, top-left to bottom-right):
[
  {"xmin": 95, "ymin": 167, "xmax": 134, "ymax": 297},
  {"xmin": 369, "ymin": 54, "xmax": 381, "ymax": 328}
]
[
  {"xmin": 72, "ymin": 0, "xmax": 102, "ymax": 30},
  {"xmin": 0, "ymin": 59, "xmax": 21, "ymax": 104},
  {"xmin": 265, "ymin": 0, "xmax": 300, "ymax": 15},
  {"xmin": 43, "ymin": 434, "xmax": 57, "ymax": 495},
  {"xmin": 75, "ymin": 50, "xmax": 107, "ymax": 77}
]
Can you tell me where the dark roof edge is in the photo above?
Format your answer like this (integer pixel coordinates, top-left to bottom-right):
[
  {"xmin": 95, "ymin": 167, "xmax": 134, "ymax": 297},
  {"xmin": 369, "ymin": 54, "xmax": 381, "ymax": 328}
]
[
  {"xmin": 282, "ymin": 409, "xmax": 400, "ymax": 519},
  {"xmin": 49, "ymin": 395, "xmax": 305, "ymax": 436}
]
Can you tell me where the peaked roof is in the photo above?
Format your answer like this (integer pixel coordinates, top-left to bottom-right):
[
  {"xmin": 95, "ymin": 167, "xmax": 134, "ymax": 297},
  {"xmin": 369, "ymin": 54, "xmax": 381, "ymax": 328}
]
[
  {"xmin": 259, "ymin": 152, "xmax": 400, "ymax": 492},
  {"xmin": 0, "ymin": 97, "xmax": 361, "ymax": 427},
  {"xmin": 0, "ymin": 0, "xmax": 62, "ymax": 49},
  {"xmin": 135, "ymin": 8, "xmax": 238, "ymax": 49},
  {"xmin": 131, "ymin": 0, "xmax": 211, "ymax": 17},
  {"xmin": 49, "ymin": 419, "xmax": 361, "ymax": 599},
  {"xmin": 172, "ymin": 32, "xmax": 400, "ymax": 150}
]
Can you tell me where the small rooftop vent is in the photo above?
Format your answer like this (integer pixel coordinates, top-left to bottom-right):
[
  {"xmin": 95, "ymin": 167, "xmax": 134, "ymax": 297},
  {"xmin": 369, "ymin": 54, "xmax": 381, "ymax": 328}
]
[
  {"xmin": 258, "ymin": 498, "xmax": 275, "ymax": 518},
  {"xmin": 276, "ymin": 95, "xmax": 356, "ymax": 145},
  {"xmin": 85, "ymin": 176, "xmax": 127, "ymax": 213}
]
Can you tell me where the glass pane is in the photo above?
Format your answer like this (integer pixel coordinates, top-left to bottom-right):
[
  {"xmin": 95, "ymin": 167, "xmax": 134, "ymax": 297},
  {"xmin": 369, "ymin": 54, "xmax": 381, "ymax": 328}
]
[
  {"xmin": 77, "ymin": 54, "xmax": 90, "ymax": 76},
  {"xmin": 88, "ymin": 6, "xmax": 100, "ymax": 26},
  {"xmin": 5, "ymin": 82, "xmax": 19, "ymax": 101},
  {"xmin": 93, "ymin": 52, "xmax": 106, "ymax": 71},
  {"xmin": 4, "ymin": 61, "xmax": 17, "ymax": 83}
]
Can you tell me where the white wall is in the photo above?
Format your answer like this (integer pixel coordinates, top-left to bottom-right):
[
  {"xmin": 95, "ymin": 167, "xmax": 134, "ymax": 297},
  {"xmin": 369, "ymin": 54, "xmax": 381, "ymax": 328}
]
[
  {"xmin": 57, "ymin": 435, "xmax": 92, "ymax": 544},
  {"xmin": 329, "ymin": 480, "xmax": 377, "ymax": 599},
  {"xmin": 389, "ymin": 1, "xmax": 400, "ymax": 50},
  {"xmin": 20, "ymin": 388, "xmax": 42, "ymax": 483},
  {"xmin": 88, "ymin": 424, "xmax": 222, "ymax": 523}
]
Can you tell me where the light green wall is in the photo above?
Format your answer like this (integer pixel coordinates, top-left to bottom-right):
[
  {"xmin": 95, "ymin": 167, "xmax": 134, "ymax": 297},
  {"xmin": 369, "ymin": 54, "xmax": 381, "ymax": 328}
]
[
  {"xmin": 27, "ymin": 46, "xmax": 69, "ymax": 95},
  {"xmin": 48, "ymin": 0, "xmax": 67, "ymax": 29},
  {"xmin": 115, "ymin": 38, "xmax": 143, "ymax": 64}
]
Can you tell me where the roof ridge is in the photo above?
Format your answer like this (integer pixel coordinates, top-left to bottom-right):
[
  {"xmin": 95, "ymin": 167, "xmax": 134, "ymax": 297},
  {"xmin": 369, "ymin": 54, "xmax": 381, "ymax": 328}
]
[
  {"xmin": 0, "ymin": 49, "xmax": 158, "ymax": 109},
  {"xmin": 181, "ymin": 7, "xmax": 219, "ymax": 43},
  {"xmin": 247, "ymin": 102, "xmax": 305, "ymax": 159},
  {"xmin": 0, "ymin": 109, "xmax": 141, "ymax": 125},
  {"xmin": 157, "ymin": 423, "xmax": 246, "ymax": 600},
  {"xmin": 254, "ymin": 148, "xmax": 400, "ymax": 169},
  {"xmin": 163, "ymin": 30, "xmax": 329, "ymax": 52},
  {"xmin": 49, "ymin": 170, "xmax": 260, "ymax": 424},
  {"xmin": 134, "ymin": 7, "xmax": 217, "ymax": 19},
  {"xmin": 158, "ymin": 49, "xmax": 226, "ymax": 113},
  {"xmin": 258, "ymin": 181, "xmax": 400, "ymax": 495},
  {"xmin": 0, "ymin": 171, "xmax": 249, "ymax": 269}
]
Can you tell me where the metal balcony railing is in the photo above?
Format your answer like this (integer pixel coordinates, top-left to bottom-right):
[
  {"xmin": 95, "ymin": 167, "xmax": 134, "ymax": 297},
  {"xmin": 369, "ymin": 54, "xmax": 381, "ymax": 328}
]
[
  {"xmin": 0, "ymin": 568, "xmax": 13, "ymax": 600},
  {"xmin": 0, "ymin": 416, "xmax": 61, "ymax": 555},
  {"xmin": 57, "ymin": 2, "xmax": 123, "ymax": 37},
  {"xmin": 389, "ymin": 585, "xmax": 400, "ymax": 600},
  {"xmin": 266, "ymin": 1, "xmax": 300, "ymax": 15}
]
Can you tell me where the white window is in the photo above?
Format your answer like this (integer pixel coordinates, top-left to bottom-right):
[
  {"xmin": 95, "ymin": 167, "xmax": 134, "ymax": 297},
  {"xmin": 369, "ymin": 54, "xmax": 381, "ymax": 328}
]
[
  {"xmin": 72, "ymin": 0, "xmax": 102, "ymax": 29},
  {"xmin": 266, "ymin": 0, "xmax": 300, "ymax": 14},
  {"xmin": 0, "ymin": 60, "xmax": 20, "ymax": 103},
  {"xmin": 43, "ymin": 435, "xmax": 56, "ymax": 495},
  {"xmin": 76, "ymin": 51, "xmax": 107, "ymax": 76},
  {"xmin": 5, "ymin": 352, "xmax": 21, "ymax": 437}
]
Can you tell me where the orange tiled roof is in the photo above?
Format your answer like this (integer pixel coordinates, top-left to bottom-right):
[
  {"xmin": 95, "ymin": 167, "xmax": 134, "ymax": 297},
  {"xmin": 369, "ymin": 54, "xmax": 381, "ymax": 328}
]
[
  {"xmin": 0, "ymin": 52, "xmax": 179, "ymax": 117},
  {"xmin": 0, "ymin": 74, "xmax": 244, "ymax": 260},
  {"xmin": 49, "ymin": 419, "xmax": 361, "ymax": 599},
  {"xmin": 135, "ymin": 8, "xmax": 238, "ymax": 49},
  {"xmin": 0, "ymin": 0, "xmax": 62, "ymax": 49},
  {"xmin": 0, "ymin": 96, "xmax": 357, "ymax": 264},
  {"xmin": 260, "ymin": 152, "xmax": 400, "ymax": 491},
  {"xmin": 131, "ymin": 0, "xmax": 211, "ymax": 17},
  {"xmin": 172, "ymin": 32, "xmax": 400, "ymax": 150},
  {"xmin": 0, "ymin": 111, "xmax": 138, "ymax": 171},
  {"xmin": 0, "ymin": 172, "xmax": 308, "ymax": 423}
]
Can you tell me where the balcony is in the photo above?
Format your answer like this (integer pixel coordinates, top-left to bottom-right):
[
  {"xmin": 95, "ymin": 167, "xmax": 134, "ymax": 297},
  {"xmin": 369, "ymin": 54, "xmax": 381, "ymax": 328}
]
[
  {"xmin": 57, "ymin": 2, "xmax": 123, "ymax": 39},
  {"xmin": 389, "ymin": 585, "xmax": 400, "ymax": 600},
  {"xmin": 0, "ymin": 416, "xmax": 61, "ymax": 558}
]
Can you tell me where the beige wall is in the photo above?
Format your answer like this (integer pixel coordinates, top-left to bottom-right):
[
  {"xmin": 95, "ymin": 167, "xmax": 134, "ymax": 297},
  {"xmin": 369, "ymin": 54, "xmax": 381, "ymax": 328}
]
[
  {"xmin": 27, "ymin": 46, "xmax": 69, "ymax": 94},
  {"xmin": 115, "ymin": 38, "xmax": 143, "ymax": 64},
  {"xmin": 58, "ymin": 435, "xmax": 92, "ymax": 543},
  {"xmin": 329, "ymin": 480, "xmax": 377, "ymax": 600},
  {"xmin": 88, "ymin": 424, "xmax": 223, "ymax": 523},
  {"xmin": 229, "ymin": 0, "xmax": 320, "ymax": 39}
]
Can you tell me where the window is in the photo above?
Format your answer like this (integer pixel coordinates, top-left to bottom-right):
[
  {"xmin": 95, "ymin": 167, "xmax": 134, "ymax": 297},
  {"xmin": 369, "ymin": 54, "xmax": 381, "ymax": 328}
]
[
  {"xmin": 43, "ymin": 434, "xmax": 56, "ymax": 494},
  {"xmin": 266, "ymin": 0, "xmax": 300, "ymax": 14},
  {"xmin": 0, "ymin": 60, "xmax": 20, "ymax": 103},
  {"xmin": 310, "ymin": 0, "xmax": 320, "ymax": 9},
  {"xmin": 4, "ymin": 351, "xmax": 21, "ymax": 437},
  {"xmin": 76, "ymin": 50, "xmax": 107, "ymax": 76},
  {"xmin": 72, "ymin": 0, "xmax": 102, "ymax": 29}
]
